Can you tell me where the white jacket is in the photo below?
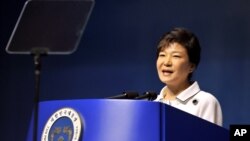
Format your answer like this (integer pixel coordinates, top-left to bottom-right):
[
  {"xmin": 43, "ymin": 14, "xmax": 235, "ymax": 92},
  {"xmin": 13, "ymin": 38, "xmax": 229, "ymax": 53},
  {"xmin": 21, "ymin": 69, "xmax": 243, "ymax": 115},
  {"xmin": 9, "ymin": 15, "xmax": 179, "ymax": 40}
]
[{"xmin": 154, "ymin": 81, "xmax": 223, "ymax": 126}]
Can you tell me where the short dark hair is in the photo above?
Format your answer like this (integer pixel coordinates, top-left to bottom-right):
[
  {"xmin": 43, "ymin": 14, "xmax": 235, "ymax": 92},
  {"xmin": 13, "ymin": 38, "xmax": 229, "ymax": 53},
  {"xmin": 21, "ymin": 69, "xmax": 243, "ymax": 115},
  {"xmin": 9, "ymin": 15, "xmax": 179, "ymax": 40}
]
[{"xmin": 156, "ymin": 27, "xmax": 201, "ymax": 80}]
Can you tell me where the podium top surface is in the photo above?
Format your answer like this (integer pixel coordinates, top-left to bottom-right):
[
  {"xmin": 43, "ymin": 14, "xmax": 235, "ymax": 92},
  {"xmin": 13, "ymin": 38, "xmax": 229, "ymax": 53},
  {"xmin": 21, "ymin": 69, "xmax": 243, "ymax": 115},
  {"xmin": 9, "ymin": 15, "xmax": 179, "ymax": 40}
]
[{"xmin": 6, "ymin": 0, "xmax": 95, "ymax": 55}]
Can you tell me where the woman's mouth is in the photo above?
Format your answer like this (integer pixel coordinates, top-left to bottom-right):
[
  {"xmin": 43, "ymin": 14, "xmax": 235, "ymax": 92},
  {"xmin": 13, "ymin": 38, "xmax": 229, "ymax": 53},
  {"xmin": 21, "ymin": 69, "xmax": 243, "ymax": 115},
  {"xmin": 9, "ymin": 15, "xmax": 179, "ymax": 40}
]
[{"xmin": 162, "ymin": 69, "xmax": 173, "ymax": 75}]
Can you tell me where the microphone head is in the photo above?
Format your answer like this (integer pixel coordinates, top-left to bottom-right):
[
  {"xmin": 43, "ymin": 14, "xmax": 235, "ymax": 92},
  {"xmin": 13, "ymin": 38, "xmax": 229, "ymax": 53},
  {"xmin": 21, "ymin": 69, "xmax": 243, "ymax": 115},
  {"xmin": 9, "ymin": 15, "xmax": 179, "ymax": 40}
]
[
  {"xmin": 135, "ymin": 91, "xmax": 158, "ymax": 101},
  {"xmin": 145, "ymin": 91, "xmax": 158, "ymax": 101},
  {"xmin": 123, "ymin": 91, "xmax": 139, "ymax": 99}
]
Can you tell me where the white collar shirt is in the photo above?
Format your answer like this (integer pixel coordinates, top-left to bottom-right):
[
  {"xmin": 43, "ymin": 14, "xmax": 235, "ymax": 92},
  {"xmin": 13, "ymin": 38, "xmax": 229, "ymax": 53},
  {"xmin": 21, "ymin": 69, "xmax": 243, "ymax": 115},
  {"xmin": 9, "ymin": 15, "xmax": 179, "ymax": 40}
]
[{"xmin": 154, "ymin": 81, "xmax": 223, "ymax": 126}]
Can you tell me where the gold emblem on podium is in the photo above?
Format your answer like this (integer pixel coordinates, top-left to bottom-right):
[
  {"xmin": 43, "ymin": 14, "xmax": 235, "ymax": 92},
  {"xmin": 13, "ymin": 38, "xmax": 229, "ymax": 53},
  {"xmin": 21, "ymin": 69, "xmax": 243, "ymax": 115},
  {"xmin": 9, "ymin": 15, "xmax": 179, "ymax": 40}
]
[{"xmin": 41, "ymin": 107, "xmax": 82, "ymax": 141}]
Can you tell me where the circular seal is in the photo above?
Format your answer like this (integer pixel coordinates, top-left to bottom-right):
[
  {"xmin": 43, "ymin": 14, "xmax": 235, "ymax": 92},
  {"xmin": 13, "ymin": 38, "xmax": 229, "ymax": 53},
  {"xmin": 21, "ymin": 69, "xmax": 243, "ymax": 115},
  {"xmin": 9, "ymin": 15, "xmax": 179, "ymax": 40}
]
[{"xmin": 41, "ymin": 107, "xmax": 82, "ymax": 141}]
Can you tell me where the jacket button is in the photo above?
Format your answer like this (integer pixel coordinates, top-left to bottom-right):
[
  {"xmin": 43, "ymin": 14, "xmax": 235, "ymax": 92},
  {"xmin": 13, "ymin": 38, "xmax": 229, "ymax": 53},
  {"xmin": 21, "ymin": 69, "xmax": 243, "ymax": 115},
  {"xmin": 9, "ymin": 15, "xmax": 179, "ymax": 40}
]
[{"xmin": 192, "ymin": 99, "xmax": 198, "ymax": 105}]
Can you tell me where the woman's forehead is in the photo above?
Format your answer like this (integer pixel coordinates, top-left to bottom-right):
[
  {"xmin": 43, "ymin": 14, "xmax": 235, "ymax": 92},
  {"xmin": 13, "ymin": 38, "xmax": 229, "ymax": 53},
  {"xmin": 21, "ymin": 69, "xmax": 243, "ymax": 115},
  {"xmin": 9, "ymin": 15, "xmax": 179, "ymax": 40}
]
[{"xmin": 160, "ymin": 42, "xmax": 187, "ymax": 52}]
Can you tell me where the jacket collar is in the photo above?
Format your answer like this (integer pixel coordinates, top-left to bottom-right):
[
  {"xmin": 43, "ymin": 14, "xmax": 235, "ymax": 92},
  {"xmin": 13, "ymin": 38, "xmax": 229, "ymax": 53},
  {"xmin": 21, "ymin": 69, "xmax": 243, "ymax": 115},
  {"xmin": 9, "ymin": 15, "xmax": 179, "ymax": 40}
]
[
  {"xmin": 176, "ymin": 81, "xmax": 200, "ymax": 102},
  {"xmin": 157, "ymin": 81, "xmax": 200, "ymax": 102}
]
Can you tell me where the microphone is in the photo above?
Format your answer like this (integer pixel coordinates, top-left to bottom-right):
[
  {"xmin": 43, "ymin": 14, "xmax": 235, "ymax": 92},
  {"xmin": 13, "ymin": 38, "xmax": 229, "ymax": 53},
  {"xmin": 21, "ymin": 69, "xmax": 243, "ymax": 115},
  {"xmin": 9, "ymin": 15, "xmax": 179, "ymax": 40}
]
[
  {"xmin": 135, "ymin": 91, "xmax": 158, "ymax": 101},
  {"xmin": 107, "ymin": 91, "xmax": 139, "ymax": 99}
]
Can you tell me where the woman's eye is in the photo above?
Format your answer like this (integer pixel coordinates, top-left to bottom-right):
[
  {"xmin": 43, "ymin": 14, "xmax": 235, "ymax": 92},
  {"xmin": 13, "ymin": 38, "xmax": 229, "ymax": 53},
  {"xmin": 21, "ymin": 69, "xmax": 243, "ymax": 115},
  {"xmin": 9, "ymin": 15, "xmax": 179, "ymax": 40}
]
[
  {"xmin": 173, "ymin": 55, "xmax": 181, "ymax": 58},
  {"xmin": 158, "ymin": 53, "xmax": 165, "ymax": 57}
]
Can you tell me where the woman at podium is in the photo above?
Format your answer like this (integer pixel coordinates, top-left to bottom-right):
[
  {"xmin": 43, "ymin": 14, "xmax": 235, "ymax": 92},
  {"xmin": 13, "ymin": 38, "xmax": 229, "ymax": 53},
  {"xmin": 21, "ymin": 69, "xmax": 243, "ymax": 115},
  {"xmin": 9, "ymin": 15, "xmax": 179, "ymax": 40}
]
[{"xmin": 154, "ymin": 27, "xmax": 223, "ymax": 126}]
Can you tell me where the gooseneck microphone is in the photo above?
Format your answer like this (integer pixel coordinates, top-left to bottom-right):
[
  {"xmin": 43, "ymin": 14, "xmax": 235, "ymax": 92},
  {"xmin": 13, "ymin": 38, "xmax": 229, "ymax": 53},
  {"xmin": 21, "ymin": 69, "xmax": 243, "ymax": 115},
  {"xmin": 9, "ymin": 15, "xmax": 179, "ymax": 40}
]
[
  {"xmin": 135, "ymin": 91, "xmax": 158, "ymax": 101},
  {"xmin": 107, "ymin": 91, "xmax": 139, "ymax": 99}
]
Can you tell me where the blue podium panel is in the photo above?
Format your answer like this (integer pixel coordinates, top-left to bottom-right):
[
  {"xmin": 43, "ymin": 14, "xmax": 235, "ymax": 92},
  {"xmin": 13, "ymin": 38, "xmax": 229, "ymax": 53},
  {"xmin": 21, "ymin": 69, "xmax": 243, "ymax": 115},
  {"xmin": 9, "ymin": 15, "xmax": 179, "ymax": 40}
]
[
  {"xmin": 35, "ymin": 99, "xmax": 161, "ymax": 141},
  {"xmin": 163, "ymin": 105, "xmax": 229, "ymax": 141},
  {"xmin": 26, "ymin": 99, "xmax": 229, "ymax": 141}
]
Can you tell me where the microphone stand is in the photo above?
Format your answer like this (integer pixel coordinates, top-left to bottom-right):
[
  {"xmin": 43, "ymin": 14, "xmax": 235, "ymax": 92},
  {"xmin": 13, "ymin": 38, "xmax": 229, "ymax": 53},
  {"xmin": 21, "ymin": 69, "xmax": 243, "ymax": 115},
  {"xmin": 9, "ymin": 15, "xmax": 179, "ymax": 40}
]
[{"xmin": 107, "ymin": 92, "xmax": 139, "ymax": 99}]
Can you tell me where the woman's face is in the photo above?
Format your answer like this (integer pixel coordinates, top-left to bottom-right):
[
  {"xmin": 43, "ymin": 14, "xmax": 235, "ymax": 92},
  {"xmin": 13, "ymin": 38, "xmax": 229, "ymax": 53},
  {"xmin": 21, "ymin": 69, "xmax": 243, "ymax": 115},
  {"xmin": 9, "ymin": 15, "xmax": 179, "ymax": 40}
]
[{"xmin": 156, "ymin": 42, "xmax": 194, "ymax": 86}]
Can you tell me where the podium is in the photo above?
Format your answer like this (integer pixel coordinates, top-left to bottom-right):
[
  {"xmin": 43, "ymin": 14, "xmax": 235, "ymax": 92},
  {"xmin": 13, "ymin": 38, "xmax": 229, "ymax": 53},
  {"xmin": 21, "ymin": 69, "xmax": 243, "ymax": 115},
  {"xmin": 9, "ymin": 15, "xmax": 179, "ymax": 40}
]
[{"xmin": 26, "ymin": 99, "xmax": 229, "ymax": 141}]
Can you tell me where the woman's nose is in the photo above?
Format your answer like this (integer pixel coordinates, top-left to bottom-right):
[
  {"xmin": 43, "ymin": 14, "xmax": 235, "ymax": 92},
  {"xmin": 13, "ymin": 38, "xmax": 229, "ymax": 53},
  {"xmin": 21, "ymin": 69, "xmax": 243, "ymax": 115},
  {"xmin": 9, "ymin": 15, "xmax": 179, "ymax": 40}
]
[{"xmin": 163, "ymin": 56, "xmax": 172, "ymax": 66}]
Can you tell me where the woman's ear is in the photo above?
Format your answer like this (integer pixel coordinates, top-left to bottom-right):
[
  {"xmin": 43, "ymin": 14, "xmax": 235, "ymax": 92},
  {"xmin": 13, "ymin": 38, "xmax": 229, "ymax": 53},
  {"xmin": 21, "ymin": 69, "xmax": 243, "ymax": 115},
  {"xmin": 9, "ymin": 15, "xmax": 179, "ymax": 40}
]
[{"xmin": 189, "ymin": 64, "xmax": 196, "ymax": 73}]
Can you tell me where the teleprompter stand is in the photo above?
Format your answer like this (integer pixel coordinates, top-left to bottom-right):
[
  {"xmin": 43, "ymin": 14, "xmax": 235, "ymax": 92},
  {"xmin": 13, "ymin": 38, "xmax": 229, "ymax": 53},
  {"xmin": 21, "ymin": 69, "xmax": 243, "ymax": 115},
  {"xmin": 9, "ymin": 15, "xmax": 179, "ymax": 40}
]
[{"xmin": 5, "ymin": 0, "xmax": 95, "ymax": 141}]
